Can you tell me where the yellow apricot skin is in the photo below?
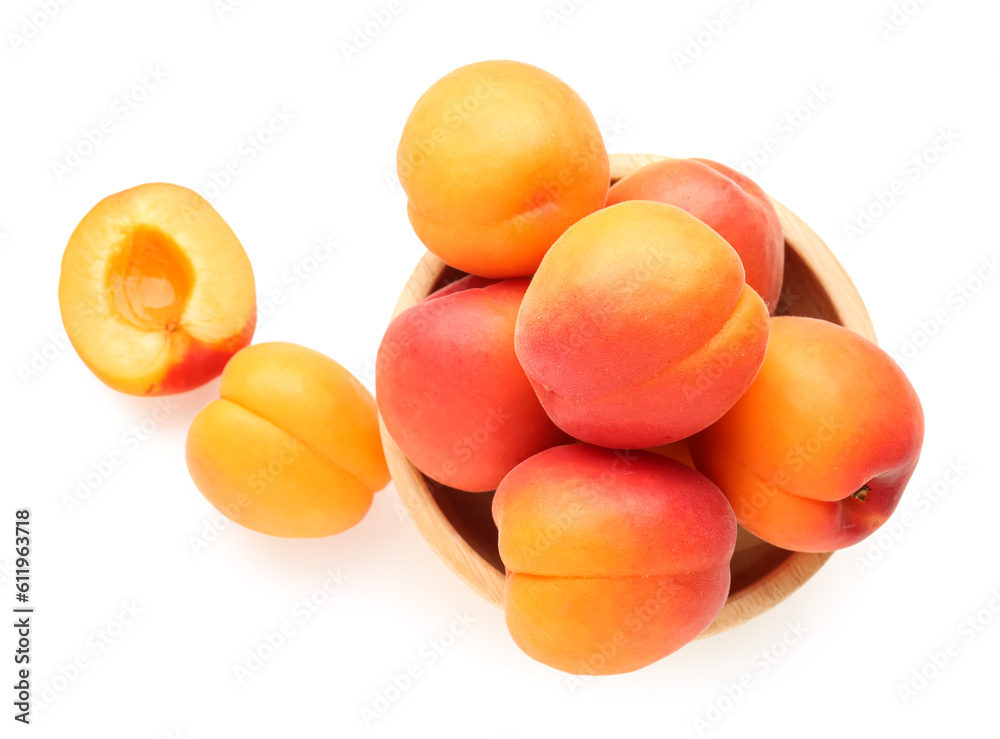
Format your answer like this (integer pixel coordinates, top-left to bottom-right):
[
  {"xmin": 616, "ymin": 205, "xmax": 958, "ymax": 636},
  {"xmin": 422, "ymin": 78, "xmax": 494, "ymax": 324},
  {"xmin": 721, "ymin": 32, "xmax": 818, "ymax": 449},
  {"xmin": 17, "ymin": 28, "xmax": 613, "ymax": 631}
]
[
  {"xmin": 398, "ymin": 60, "xmax": 609, "ymax": 278},
  {"xmin": 186, "ymin": 342, "xmax": 390, "ymax": 538}
]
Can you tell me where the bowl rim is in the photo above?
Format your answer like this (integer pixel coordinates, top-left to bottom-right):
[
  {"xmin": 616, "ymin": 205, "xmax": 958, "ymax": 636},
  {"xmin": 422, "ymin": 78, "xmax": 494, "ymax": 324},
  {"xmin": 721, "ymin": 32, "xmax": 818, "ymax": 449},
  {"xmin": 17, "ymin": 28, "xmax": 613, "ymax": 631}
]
[{"xmin": 380, "ymin": 152, "xmax": 877, "ymax": 638}]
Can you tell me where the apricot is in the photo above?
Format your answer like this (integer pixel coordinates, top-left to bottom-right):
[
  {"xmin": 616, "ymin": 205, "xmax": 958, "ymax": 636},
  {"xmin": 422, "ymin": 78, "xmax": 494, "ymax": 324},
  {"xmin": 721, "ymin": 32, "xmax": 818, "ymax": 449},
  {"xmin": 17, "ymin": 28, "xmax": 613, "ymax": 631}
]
[
  {"xmin": 515, "ymin": 200, "xmax": 770, "ymax": 449},
  {"xmin": 689, "ymin": 317, "xmax": 924, "ymax": 552},
  {"xmin": 397, "ymin": 60, "xmax": 609, "ymax": 278},
  {"xmin": 607, "ymin": 157, "xmax": 785, "ymax": 312},
  {"xmin": 377, "ymin": 276, "xmax": 569, "ymax": 492},
  {"xmin": 493, "ymin": 445, "xmax": 736, "ymax": 674},
  {"xmin": 58, "ymin": 183, "xmax": 256, "ymax": 395},
  {"xmin": 186, "ymin": 342, "xmax": 389, "ymax": 538}
]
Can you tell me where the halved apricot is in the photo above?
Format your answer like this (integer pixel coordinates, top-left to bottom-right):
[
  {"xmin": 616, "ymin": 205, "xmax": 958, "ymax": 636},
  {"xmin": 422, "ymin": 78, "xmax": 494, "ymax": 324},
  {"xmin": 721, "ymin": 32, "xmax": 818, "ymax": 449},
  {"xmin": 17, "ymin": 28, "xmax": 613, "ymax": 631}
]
[{"xmin": 59, "ymin": 183, "xmax": 256, "ymax": 395}]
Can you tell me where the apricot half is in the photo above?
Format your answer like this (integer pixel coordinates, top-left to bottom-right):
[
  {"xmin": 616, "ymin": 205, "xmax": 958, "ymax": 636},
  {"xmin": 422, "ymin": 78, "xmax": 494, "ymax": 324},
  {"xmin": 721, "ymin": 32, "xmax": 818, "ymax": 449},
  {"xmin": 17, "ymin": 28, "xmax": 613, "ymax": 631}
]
[
  {"xmin": 515, "ymin": 200, "xmax": 770, "ymax": 448},
  {"xmin": 59, "ymin": 183, "xmax": 256, "ymax": 395},
  {"xmin": 186, "ymin": 342, "xmax": 389, "ymax": 538},
  {"xmin": 689, "ymin": 317, "xmax": 925, "ymax": 552},
  {"xmin": 493, "ymin": 445, "xmax": 736, "ymax": 674},
  {"xmin": 397, "ymin": 60, "xmax": 609, "ymax": 278}
]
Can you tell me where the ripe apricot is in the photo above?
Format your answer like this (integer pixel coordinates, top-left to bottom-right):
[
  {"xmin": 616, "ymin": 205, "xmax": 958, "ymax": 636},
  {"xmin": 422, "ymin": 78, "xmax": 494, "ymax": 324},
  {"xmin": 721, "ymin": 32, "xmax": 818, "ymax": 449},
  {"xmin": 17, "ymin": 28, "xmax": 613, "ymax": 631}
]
[
  {"xmin": 397, "ymin": 60, "xmax": 609, "ymax": 278},
  {"xmin": 493, "ymin": 445, "xmax": 736, "ymax": 674},
  {"xmin": 689, "ymin": 317, "xmax": 924, "ymax": 552},
  {"xmin": 186, "ymin": 342, "xmax": 389, "ymax": 537},
  {"xmin": 607, "ymin": 157, "xmax": 785, "ymax": 313},
  {"xmin": 515, "ymin": 200, "xmax": 770, "ymax": 448},
  {"xmin": 377, "ymin": 276, "xmax": 569, "ymax": 492}
]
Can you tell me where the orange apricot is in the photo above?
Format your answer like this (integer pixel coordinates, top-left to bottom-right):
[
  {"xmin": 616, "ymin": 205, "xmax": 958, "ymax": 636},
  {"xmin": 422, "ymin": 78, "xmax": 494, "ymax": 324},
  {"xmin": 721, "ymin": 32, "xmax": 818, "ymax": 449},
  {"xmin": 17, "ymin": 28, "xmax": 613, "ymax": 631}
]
[
  {"xmin": 689, "ymin": 316, "xmax": 924, "ymax": 552},
  {"xmin": 377, "ymin": 276, "xmax": 569, "ymax": 492},
  {"xmin": 515, "ymin": 200, "xmax": 770, "ymax": 448},
  {"xmin": 607, "ymin": 157, "xmax": 785, "ymax": 312},
  {"xmin": 493, "ymin": 445, "xmax": 736, "ymax": 674},
  {"xmin": 397, "ymin": 60, "xmax": 609, "ymax": 278},
  {"xmin": 186, "ymin": 342, "xmax": 389, "ymax": 538}
]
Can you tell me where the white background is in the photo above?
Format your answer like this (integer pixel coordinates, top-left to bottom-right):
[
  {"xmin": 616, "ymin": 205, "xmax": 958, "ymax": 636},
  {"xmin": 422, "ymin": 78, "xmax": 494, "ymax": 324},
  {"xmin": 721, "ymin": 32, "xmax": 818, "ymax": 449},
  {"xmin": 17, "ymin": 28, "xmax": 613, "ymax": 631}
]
[{"xmin": 2, "ymin": 0, "xmax": 998, "ymax": 736}]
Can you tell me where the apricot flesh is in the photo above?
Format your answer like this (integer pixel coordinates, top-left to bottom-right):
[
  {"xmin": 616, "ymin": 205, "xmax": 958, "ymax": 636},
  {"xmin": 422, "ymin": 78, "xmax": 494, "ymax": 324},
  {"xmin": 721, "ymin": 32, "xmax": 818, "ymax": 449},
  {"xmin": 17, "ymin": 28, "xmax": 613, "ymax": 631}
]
[
  {"xmin": 58, "ymin": 183, "xmax": 256, "ymax": 395},
  {"xmin": 689, "ymin": 316, "xmax": 924, "ymax": 552},
  {"xmin": 186, "ymin": 342, "xmax": 389, "ymax": 538},
  {"xmin": 493, "ymin": 445, "xmax": 736, "ymax": 674},
  {"xmin": 397, "ymin": 60, "xmax": 609, "ymax": 278}
]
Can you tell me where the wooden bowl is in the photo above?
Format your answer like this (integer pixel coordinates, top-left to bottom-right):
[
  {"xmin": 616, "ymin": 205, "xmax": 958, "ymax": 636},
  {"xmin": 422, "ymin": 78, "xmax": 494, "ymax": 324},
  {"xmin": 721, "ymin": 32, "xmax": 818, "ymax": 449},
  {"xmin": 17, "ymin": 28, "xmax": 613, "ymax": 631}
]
[{"xmin": 380, "ymin": 153, "xmax": 876, "ymax": 637}]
